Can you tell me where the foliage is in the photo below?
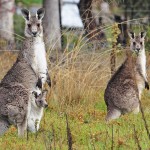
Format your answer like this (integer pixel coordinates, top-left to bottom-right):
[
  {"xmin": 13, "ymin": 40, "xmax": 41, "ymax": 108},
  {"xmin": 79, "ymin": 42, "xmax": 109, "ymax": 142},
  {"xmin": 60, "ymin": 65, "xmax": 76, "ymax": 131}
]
[{"xmin": 15, "ymin": 0, "xmax": 42, "ymax": 6}]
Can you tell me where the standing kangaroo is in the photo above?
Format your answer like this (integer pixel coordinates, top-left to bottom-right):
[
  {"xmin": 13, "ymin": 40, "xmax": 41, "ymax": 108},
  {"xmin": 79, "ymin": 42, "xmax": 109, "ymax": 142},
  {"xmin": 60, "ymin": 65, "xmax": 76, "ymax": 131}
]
[
  {"xmin": 20, "ymin": 8, "xmax": 51, "ymax": 88},
  {"xmin": 104, "ymin": 33, "xmax": 145, "ymax": 121},
  {"xmin": 128, "ymin": 32, "xmax": 149, "ymax": 100},
  {"xmin": 1, "ymin": 8, "xmax": 50, "ymax": 90}
]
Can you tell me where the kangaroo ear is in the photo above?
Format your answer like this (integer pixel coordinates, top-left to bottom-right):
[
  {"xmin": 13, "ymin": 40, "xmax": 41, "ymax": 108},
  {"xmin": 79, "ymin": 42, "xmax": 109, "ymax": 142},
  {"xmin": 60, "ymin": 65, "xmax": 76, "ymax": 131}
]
[
  {"xmin": 140, "ymin": 32, "xmax": 146, "ymax": 39},
  {"xmin": 128, "ymin": 31, "xmax": 135, "ymax": 39},
  {"xmin": 36, "ymin": 8, "xmax": 45, "ymax": 20},
  {"xmin": 32, "ymin": 91, "xmax": 38, "ymax": 99},
  {"xmin": 21, "ymin": 8, "xmax": 30, "ymax": 21},
  {"xmin": 42, "ymin": 90, "xmax": 48, "ymax": 98}
]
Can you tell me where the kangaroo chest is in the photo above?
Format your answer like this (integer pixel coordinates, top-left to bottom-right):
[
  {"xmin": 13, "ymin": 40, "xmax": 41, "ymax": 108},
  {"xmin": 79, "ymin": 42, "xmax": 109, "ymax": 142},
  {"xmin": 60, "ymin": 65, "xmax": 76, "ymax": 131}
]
[
  {"xmin": 136, "ymin": 52, "xmax": 146, "ymax": 80},
  {"xmin": 32, "ymin": 41, "xmax": 47, "ymax": 75}
]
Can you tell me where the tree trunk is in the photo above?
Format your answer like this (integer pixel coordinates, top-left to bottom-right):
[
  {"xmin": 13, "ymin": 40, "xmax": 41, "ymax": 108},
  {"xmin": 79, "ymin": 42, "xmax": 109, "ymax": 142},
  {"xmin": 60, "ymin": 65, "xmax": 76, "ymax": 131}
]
[
  {"xmin": 78, "ymin": 0, "xmax": 97, "ymax": 40},
  {"xmin": 79, "ymin": 0, "xmax": 107, "ymax": 42},
  {"xmin": 0, "ymin": 0, "xmax": 15, "ymax": 50},
  {"xmin": 43, "ymin": 0, "xmax": 62, "ymax": 52}
]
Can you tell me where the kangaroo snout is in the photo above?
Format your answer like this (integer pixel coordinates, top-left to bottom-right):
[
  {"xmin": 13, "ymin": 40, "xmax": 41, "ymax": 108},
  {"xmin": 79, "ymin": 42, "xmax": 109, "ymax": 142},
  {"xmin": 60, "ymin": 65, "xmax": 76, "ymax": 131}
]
[
  {"xmin": 44, "ymin": 103, "xmax": 48, "ymax": 108},
  {"xmin": 136, "ymin": 48, "xmax": 140, "ymax": 52},
  {"xmin": 32, "ymin": 32, "xmax": 37, "ymax": 37}
]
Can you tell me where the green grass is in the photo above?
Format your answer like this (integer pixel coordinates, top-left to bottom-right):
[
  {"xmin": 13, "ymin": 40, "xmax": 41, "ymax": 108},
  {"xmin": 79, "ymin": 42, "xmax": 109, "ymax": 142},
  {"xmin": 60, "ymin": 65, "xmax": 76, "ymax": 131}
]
[{"xmin": 0, "ymin": 91, "xmax": 150, "ymax": 150}]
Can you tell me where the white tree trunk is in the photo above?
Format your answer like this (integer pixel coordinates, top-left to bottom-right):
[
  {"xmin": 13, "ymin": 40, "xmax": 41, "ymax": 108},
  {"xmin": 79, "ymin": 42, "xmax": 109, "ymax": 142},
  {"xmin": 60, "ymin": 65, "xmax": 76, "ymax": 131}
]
[
  {"xmin": 0, "ymin": 0, "xmax": 14, "ymax": 50},
  {"xmin": 43, "ymin": 0, "xmax": 62, "ymax": 52}
]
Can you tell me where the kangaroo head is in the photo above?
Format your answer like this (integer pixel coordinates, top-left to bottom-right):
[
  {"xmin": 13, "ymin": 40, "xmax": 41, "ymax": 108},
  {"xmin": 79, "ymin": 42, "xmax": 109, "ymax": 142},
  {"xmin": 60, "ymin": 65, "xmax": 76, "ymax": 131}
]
[
  {"xmin": 21, "ymin": 8, "xmax": 45, "ymax": 37},
  {"xmin": 32, "ymin": 90, "xmax": 48, "ymax": 108},
  {"xmin": 128, "ymin": 31, "xmax": 146, "ymax": 53}
]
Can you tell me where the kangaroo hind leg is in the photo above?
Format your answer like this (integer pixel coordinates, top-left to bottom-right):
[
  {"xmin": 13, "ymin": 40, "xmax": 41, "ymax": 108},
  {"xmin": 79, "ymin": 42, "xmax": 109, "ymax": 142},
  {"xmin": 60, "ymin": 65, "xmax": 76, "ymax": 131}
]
[{"xmin": 17, "ymin": 119, "xmax": 27, "ymax": 137}]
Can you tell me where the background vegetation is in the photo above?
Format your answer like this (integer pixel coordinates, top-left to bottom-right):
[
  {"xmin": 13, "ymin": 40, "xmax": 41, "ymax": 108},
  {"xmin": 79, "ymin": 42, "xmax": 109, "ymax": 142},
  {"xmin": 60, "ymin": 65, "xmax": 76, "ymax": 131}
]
[{"xmin": 0, "ymin": 0, "xmax": 150, "ymax": 149}]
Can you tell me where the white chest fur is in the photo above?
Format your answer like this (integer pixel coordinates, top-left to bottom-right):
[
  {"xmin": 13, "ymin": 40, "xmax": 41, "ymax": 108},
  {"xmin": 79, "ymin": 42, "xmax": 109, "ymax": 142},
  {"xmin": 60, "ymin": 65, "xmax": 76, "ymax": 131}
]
[
  {"xmin": 136, "ymin": 50, "xmax": 147, "ymax": 79},
  {"xmin": 27, "ymin": 97, "xmax": 43, "ymax": 133},
  {"xmin": 32, "ymin": 38, "xmax": 48, "ymax": 84},
  {"xmin": 136, "ymin": 49, "xmax": 147, "ymax": 97}
]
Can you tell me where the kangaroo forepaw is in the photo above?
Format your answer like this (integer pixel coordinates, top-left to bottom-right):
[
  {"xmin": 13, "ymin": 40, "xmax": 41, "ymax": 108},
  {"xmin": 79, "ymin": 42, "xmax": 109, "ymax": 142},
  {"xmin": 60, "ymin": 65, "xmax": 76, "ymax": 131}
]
[
  {"xmin": 46, "ymin": 79, "xmax": 51, "ymax": 87},
  {"xmin": 36, "ymin": 78, "xmax": 42, "ymax": 89},
  {"xmin": 145, "ymin": 81, "xmax": 149, "ymax": 90},
  {"xmin": 46, "ymin": 72, "xmax": 51, "ymax": 87}
]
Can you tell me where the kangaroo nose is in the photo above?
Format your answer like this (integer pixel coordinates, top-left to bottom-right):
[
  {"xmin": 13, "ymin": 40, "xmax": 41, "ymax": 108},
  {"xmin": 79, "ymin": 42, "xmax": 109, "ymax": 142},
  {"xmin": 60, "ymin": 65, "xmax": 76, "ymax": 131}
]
[
  {"xmin": 32, "ymin": 32, "xmax": 37, "ymax": 36},
  {"xmin": 44, "ymin": 104, "xmax": 48, "ymax": 108},
  {"xmin": 136, "ymin": 48, "xmax": 140, "ymax": 52}
]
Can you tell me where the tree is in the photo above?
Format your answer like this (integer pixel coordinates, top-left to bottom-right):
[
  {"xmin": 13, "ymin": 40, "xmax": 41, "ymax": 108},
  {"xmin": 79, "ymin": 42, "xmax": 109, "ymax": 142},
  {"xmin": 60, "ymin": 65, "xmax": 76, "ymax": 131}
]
[
  {"xmin": 78, "ymin": 0, "xmax": 98, "ymax": 40},
  {"xmin": 0, "ymin": 0, "xmax": 15, "ymax": 50},
  {"xmin": 79, "ymin": 0, "xmax": 106, "ymax": 41},
  {"xmin": 43, "ymin": 0, "xmax": 62, "ymax": 52}
]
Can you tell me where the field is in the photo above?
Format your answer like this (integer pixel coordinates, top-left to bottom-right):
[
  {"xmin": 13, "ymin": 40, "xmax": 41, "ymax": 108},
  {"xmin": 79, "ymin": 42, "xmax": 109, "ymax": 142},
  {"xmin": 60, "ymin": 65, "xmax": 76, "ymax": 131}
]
[{"xmin": 0, "ymin": 27, "xmax": 150, "ymax": 149}]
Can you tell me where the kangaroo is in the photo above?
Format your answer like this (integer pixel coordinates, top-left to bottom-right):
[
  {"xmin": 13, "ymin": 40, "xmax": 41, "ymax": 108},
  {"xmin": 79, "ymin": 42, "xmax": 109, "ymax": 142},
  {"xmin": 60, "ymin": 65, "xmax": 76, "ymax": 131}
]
[
  {"xmin": 2, "ymin": 8, "xmax": 51, "ymax": 89},
  {"xmin": 27, "ymin": 90, "xmax": 48, "ymax": 133},
  {"xmin": 128, "ymin": 32, "xmax": 149, "ymax": 100},
  {"xmin": 0, "ymin": 83, "xmax": 31, "ymax": 137},
  {"xmin": 1, "ymin": 9, "xmax": 50, "ymax": 90},
  {"xmin": 20, "ymin": 8, "xmax": 51, "ymax": 88},
  {"xmin": 104, "ymin": 42, "xmax": 140, "ymax": 121}
]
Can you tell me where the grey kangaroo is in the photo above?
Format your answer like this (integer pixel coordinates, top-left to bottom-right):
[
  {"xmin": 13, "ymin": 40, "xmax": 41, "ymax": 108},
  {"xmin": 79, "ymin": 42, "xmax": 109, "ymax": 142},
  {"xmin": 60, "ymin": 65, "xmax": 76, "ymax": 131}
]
[
  {"xmin": 20, "ymin": 8, "xmax": 51, "ymax": 88},
  {"xmin": 1, "ymin": 8, "xmax": 51, "ymax": 89},
  {"xmin": 104, "ymin": 32, "xmax": 147, "ymax": 121},
  {"xmin": 128, "ymin": 32, "xmax": 149, "ymax": 100}
]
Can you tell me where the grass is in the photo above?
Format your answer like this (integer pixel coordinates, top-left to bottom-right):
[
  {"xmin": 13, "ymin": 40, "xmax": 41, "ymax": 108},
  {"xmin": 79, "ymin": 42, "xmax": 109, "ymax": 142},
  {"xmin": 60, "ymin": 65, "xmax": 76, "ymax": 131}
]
[{"xmin": 0, "ymin": 96, "xmax": 149, "ymax": 149}]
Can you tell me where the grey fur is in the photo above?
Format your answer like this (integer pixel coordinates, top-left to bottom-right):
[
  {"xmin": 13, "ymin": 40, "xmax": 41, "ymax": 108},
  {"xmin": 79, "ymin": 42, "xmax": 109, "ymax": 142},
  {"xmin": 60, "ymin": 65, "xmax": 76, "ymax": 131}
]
[
  {"xmin": 104, "ymin": 51, "xmax": 140, "ymax": 121},
  {"xmin": 0, "ymin": 83, "xmax": 31, "ymax": 137},
  {"xmin": 1, "ymin": 59, "xmax": 38, "ymax": 91}
]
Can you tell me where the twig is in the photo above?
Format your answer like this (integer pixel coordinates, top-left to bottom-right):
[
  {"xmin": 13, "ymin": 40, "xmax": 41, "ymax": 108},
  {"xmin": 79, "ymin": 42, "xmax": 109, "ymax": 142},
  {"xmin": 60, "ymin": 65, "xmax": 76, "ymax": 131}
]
[
  {"xmin": 65, "ymin": 114, "xmax": 73, "ymax": 150},
  {"xmin": 58, "ymin": 127, "xmax": 62, "ymax": 150},
  {"xmin": 133, "ymin": 125, "xmax": 142, "ymax": 150},
  {"xmin": 111, "ymin": 124, "xmax": 114, "ymax": 150},
  {"xmin": 52, "ymin": 124, "xmax": 56, "ymax": 150},
  {"xmin": 88, "ymin": 126, "xmax": 96, "ymax": 150},
  {"xmin": 139, "ymin": 100, "xmax": 150, "ymax": 140}
]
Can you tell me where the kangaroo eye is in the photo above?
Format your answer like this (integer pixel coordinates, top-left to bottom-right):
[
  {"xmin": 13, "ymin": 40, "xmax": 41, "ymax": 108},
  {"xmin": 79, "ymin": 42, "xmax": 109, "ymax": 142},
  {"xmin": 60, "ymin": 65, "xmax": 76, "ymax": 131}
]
[
  {"xmin": 28, "ymin": 24, "xmax": 31, "ymax": 28},
  {"xmin": 37, "ymin": 23, "xmax": 40, "ymax": 27},
  {"xmin": 133, "ymin": 42, "xmax": 136, "ymax": 46},
  {"xmin": 140, "ymin": 42, "xmax": 143, "ymax": 45}
]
